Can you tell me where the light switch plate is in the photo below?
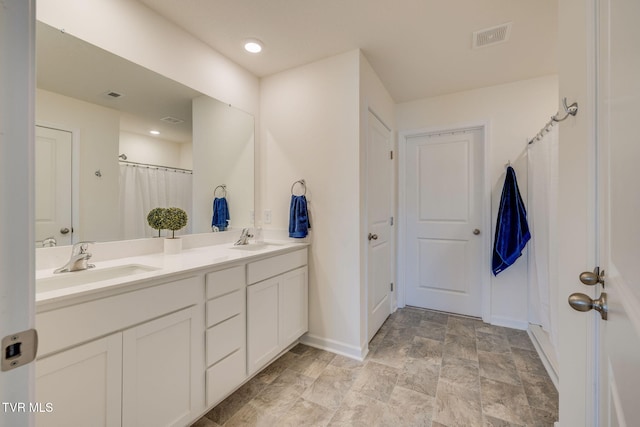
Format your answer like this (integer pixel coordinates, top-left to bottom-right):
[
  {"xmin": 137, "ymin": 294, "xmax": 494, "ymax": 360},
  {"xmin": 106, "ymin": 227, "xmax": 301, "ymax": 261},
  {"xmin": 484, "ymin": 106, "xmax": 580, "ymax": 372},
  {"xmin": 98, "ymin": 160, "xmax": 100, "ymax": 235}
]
[{"xmin": 264, "ymin": 209, "xmax": 272, "ymax": 224}]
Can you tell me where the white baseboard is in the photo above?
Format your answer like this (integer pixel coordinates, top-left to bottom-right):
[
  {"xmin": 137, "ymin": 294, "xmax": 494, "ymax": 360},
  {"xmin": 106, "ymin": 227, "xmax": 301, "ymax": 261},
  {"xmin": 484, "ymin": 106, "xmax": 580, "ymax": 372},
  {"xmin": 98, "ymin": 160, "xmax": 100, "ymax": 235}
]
[
  {"xmin": 490, "ymin": 315, "xmax": 529, "ymax": 330},
  {"xmin": 299, "ymin": 333, "xmax": 368, "ymax": 361},
  {"xmin": 528, "ymin": 324, "xmax": 559, "ymax": 390}
]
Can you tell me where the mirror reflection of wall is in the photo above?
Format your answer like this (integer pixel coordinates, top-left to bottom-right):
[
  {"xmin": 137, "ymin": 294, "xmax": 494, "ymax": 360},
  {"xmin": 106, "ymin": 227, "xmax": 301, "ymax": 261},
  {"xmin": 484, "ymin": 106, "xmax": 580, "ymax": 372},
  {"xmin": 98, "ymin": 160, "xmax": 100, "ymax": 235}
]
[{"xmin": 34, "ymin": 21, "xmax": 254, "ymax": 246}]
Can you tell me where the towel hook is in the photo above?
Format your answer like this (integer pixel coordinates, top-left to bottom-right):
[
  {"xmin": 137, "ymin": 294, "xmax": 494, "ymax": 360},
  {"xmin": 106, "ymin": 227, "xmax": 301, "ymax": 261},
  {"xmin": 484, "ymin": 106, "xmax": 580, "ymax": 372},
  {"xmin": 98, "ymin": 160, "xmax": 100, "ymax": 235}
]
[
  {"xmin": 291, "ymin": 179, "xmax": 307, "ymax": 196},
  {"xmin": 214, "ymin": 184, "xmax": 227, "ymax": 198}
]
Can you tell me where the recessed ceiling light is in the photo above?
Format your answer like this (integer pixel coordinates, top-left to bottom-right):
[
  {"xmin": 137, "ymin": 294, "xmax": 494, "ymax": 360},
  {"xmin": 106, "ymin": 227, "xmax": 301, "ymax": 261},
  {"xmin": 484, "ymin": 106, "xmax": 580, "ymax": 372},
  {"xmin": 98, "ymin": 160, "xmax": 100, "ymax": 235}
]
[
  {"xmin": 244, "ymin": 39, "xmax": 263, "ymax": 54},
  {"xmin": 149, "ymin": 130, "xmax": 160, "ymax": 135}
]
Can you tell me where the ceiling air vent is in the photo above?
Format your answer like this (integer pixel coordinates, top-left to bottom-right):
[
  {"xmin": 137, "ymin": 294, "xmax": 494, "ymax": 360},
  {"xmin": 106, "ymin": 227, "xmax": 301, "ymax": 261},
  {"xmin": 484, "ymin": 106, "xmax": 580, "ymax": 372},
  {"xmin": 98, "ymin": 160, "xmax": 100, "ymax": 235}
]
[
  {"xmin": 160, "ymin": 116, "xmax": 185, "ymax": 124},
  {"xmin": 473, "ymin": 23, "xmax": 512, "ymax": 49},
  {"xmin": 104, "ymin": 90, "xmax": 124, "ymax": 98}
]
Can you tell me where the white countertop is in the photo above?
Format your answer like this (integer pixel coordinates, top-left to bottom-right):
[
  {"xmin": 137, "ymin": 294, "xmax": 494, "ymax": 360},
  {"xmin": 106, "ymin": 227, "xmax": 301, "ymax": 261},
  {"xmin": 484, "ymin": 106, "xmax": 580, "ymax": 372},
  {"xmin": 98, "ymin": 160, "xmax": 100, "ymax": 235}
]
[{"xmin": 36, "ymin": 240, "xmax": 308, "ymax": 309}]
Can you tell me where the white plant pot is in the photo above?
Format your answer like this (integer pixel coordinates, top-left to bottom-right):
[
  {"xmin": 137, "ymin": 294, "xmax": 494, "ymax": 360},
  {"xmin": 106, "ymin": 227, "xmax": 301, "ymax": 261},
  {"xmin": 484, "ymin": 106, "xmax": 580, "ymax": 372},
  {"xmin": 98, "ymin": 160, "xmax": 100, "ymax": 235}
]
[{"xmin": 164, "ymin": 237, "xmax": 182, "ymax": 254}]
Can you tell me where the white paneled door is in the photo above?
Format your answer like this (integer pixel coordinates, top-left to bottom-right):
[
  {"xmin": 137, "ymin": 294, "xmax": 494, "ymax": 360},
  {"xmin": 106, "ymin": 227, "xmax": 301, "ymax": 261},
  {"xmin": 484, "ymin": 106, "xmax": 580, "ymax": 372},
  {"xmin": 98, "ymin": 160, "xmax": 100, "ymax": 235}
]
[
  {"xmin": 404, "ymin": 129, "xmax": 484, "ymax": 317},
  {"xmin": 366, "ymin": 111, "xmax": 393, "ymax": 341},
  {"xmin": 35, "ymin": 126, "xmax": 72, "ymax": 246}
]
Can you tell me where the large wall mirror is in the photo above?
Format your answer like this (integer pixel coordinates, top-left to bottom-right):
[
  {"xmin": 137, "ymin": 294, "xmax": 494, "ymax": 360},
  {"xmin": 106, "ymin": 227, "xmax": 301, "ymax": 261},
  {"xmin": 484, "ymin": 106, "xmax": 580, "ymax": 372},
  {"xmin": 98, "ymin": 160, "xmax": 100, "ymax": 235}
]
[{"xmin": 35, "ymin": 21, "xmax": 254, "ymax": 247}]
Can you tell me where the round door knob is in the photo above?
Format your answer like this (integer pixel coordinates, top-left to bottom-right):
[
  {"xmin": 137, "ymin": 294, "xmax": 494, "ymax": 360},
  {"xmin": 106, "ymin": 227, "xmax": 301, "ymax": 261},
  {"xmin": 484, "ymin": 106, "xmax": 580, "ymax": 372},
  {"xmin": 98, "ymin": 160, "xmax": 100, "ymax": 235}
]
[
  {"xmin": 60, "ymin": 227, "xmax": 70, "ymax": 235},
  {"xmin": 473, "ymin": 229, "xmax": 481, "ymax": 235},
  {"xmin": 568, "ymin": 292, "xmax": 608, "ymax": 320},
  {"xmin": 368, "ymin": 233, "xmax": 378, "ymax": 241}
]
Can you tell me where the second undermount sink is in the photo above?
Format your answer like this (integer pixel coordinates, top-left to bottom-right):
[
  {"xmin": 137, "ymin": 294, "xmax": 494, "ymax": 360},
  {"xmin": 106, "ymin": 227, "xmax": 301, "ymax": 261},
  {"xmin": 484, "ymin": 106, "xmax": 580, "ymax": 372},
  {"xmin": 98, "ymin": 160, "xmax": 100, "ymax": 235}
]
[
  {"xmin": 229, "ymin": 242, "xmax": 284, "ymax": 251},
  {"xmin": 37, "ymin": 264, "xmax": 160, "ymax": 293}
]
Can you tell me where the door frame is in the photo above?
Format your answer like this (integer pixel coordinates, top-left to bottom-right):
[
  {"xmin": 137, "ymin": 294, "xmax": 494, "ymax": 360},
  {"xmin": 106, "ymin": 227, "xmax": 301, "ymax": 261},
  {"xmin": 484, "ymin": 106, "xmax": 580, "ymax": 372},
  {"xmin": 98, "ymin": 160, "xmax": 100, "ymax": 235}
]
[
  {"xmin": 398, "ymin": 122, "xmax": 491, "ymax": 322},
  {"xmin": 363, "ymin": 107, "xmax": 395, "ymax": 343},
  {"xmin": 35, "ymin": 122, "xmax": 80, "ymax": 245}
]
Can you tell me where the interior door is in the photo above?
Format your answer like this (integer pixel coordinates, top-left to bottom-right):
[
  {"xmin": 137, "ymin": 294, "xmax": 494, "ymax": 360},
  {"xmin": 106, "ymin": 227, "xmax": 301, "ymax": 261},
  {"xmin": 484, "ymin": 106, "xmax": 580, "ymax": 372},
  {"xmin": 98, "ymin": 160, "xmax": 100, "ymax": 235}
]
[
  {"xmin": 35, "ymin": 125, "xmax": 73, "ymax": 246},
  {"xmin": 595, "ymin": 0, "xmax": 640, "ymax": 423},
  {"xmin": 366, "ymin": 111, "xmax": 392, "ymax": 341},
  {"xmin": 558, "ymin": 0, "xmax": 640, "ymax": 424},
  {"xmin": 404, "ymin": 128, "xmax": 483, "ymax": 317},
  {"xmin": 0, "ymin": 2, "xmax": 36, "ymax": 426}
]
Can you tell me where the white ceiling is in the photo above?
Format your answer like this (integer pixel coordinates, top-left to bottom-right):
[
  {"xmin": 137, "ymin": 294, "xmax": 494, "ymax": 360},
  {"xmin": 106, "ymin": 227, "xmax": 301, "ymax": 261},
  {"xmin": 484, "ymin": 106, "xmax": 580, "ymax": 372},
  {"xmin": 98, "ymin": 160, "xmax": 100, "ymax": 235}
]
[{"xmin": 138, "ymin": 0, "xmax": 558, "ymax": 103}]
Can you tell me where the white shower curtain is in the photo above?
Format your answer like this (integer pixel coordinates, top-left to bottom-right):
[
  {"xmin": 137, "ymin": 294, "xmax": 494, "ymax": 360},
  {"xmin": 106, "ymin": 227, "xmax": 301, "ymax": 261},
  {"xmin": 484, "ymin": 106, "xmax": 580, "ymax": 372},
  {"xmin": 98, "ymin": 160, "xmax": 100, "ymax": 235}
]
[
  {"xmin": 527, "ymin": 125, "xmax": 559, "ymax": 359},
  {"xmin": 119, "ymin": 164, "xmax": 193, "ymax": 240}
]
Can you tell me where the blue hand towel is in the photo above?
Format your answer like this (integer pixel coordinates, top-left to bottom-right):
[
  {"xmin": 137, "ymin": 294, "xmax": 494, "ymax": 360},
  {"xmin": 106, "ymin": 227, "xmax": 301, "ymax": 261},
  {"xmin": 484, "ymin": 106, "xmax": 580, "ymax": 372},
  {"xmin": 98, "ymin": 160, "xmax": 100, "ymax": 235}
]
[
  {"xmin": 492, "ymin": 166, "xmax": 530, "ymax": 275},
  {"xmin": 212, "ymin": 197, "xmax": 230, "ymax": 231},
  {"xmin": 289, "ymin": 195, "xmax": 310, "ymax": 238}
]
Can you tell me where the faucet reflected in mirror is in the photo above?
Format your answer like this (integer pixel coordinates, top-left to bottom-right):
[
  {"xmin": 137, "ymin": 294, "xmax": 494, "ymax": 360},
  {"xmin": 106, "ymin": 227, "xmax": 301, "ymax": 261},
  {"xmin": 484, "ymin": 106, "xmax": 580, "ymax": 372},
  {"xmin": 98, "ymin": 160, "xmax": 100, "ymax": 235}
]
[
  {"xmin": 53, "ymin": 242, "xmax": 95, "ymax": 273},
  {"xmin": 35, "ymin": 21, "xmax": 255, "ymax": 247}
]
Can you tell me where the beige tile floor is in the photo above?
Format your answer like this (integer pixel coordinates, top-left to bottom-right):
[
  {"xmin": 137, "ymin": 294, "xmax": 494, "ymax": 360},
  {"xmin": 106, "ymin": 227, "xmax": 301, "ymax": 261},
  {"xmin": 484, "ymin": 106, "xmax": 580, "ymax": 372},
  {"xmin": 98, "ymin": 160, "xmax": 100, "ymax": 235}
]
[{"xmin": 192, "ymin": 307, "xmax": 558, "ymax": 427}]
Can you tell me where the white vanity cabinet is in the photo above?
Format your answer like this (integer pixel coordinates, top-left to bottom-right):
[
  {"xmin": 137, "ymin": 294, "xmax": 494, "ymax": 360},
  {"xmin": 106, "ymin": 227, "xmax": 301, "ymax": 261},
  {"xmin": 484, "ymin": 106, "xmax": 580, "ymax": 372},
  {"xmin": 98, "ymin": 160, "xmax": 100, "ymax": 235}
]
[
  {"xmin": 35, "ymin": 334, "xmax": 123, "ymax": 427},
  {"xmin": 247, "ymin": 249, "xmax": 308, "ymax": 374},
  {"xmin": 204, "ymin": 265, "xmax": 247, "ymax": 407},
  {"xmin": 35, "ymin": 275, "xmax": 204, "ymax": 427}
]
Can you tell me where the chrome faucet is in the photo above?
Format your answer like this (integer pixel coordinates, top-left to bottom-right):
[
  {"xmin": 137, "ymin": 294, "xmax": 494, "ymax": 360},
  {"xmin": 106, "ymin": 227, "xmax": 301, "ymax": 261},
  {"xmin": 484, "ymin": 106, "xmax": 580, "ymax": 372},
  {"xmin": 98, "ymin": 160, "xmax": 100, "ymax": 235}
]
[
  {"xmin": 234, "ymin": 228, "xmax": 254, "ymax": 246},
  {"xmin": 54, "ymin": 241, "xmax": 95, "ymax": 273}
]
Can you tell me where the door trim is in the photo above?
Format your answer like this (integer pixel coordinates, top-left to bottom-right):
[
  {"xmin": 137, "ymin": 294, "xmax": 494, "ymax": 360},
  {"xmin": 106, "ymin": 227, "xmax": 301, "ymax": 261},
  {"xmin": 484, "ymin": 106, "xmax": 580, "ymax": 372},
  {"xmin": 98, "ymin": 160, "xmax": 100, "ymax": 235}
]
[{"xmin": 398, "ymin": 121, "xmax": 491, "ymax": 322}]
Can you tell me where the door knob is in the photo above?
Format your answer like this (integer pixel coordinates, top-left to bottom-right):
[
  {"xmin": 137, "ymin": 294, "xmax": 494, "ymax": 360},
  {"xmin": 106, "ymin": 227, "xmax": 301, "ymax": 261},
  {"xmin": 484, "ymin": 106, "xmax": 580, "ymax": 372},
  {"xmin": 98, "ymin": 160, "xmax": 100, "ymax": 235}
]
[
  {"xmin": 579, "ymin": 267, "xmax": 605, "ymax": 287},
  {"xmin": 60, "ymin": 227, "xmax": 70, "ymax": 235},
  {"xmin": 568, "ymin": 292, "xmax": 608, "ymax": 320},
  {"xmin": 473, "ymin": 229, "xmax": 481, "ymax": 235},
  {"xmin": 368, "ymin": 233, "xmax": 378, "ymax": 241}
]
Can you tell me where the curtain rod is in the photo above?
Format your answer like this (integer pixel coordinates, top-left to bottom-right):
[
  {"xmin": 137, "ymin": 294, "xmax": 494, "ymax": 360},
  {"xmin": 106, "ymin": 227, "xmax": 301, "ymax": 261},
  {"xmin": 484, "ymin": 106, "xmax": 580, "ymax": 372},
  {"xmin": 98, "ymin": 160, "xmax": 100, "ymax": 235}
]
[
  {"xmin": 119, "ymin": 160, "xmax": 193, "ymax": 174},
  {"xmin": 528, "ymin": 98, "xmax": 578, "ymax": 145}
]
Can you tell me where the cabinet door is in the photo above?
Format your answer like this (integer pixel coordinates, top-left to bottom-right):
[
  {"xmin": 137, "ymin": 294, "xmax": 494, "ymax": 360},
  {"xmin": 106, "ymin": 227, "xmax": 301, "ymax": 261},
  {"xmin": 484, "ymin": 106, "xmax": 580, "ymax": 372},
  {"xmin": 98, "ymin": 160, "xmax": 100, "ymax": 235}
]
[
  {"xmin": 122, "ymin": 306, "xmax": 199, "ymax": 427},
  {"xmin": 279, "ymin": 266, "xmax": 308, "ymax": 346},
  {"xmin": 247, "ymin": 276, "xmax": 280, "ymax": 374},
  {"xmin": 36, "ymin": 334, "xmax": 122, "ymax": 427}
]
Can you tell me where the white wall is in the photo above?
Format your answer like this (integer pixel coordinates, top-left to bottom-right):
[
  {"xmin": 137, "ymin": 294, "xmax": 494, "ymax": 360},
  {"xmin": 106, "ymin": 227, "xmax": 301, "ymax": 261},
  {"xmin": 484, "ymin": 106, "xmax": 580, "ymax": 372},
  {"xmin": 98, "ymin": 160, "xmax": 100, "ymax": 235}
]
[
  {"xmin": 396, "ymin": 74, "xmax": 559, "ymax": 328},
  {"xmin": 37, "ymin": 88, "xmax": 121, "ymax": 242},
  {"xmin": 119, "ymin": 131, "xmax": 191, "ymax": 170},
  {"xmin": 36, "ymin": 0, "xmax": 259, "ymax": 116},
  {"xmin": 260, "ymin": 50, "xmax": 363, "ymax": 357}
]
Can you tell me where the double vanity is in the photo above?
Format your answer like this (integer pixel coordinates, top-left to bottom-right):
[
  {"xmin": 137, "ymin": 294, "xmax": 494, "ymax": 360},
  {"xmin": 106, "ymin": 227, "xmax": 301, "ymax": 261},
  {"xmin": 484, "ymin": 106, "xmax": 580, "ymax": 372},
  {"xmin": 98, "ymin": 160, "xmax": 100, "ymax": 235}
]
[{"xmin": 34, "ymin": 238, "xmax": 309, "ymax": 427}]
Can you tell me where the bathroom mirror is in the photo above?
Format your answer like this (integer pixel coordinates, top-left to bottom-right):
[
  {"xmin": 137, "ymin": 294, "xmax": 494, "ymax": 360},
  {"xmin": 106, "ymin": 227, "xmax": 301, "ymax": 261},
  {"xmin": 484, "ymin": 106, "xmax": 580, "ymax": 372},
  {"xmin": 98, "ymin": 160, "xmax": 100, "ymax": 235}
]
[{"xmin": 35, "ymin": 21, "xmax": 254, "ymax": 246}]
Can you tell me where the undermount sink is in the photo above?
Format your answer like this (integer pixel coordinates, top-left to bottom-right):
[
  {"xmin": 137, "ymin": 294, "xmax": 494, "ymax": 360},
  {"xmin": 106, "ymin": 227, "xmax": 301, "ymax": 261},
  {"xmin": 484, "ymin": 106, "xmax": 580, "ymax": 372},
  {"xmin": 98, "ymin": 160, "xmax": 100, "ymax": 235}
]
[
  {"xmin": 37, "ymin": 264, "xmax": 160, "ymax": 293},
  {"xmin": 229, "ymin": 242, "xmax": 284, "ymax": 251}
]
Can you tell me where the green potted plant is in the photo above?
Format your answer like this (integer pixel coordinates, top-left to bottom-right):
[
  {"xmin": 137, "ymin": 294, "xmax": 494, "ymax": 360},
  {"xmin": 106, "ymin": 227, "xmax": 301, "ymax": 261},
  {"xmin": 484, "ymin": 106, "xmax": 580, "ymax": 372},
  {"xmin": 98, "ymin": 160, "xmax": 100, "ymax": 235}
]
[
  {"xmin": 162, "ymin": 207, "xmax": 188, "ymax": 254},
  {"xmin": 147, "ymin": 207, "xmax": 166, "ymax": 238}
]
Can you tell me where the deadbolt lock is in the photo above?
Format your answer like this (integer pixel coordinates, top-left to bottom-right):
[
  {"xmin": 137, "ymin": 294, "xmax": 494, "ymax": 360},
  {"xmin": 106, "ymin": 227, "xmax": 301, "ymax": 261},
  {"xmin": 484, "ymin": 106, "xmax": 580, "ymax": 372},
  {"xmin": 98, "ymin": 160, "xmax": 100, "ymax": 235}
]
[{"xmin": 579, "ymin": 266, "xmax": 605, "ymax": 287}]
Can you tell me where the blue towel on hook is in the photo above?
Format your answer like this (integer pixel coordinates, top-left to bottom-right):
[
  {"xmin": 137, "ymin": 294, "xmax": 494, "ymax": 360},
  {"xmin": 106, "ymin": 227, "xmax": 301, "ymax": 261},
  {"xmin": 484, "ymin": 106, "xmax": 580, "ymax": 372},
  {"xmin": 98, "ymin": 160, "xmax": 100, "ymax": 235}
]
[
  {"xmin": 492, "ymin": 166, "xmax": 530, "ymax": 275},
  {"xmin": 212, "ymin": 197, "xmax": 230, "ymax": 231},
  {"xmin": 289, "ymin": 195, "xmax": 310, "ymax": 238}
]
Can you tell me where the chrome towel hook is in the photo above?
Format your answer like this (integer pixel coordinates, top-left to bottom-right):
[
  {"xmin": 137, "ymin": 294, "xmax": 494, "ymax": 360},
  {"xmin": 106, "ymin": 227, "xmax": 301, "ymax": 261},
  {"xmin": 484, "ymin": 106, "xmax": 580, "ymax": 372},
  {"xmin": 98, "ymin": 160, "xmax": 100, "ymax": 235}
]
[{"xmin": 291, "ymin": 179, "xmax": 307, "ymax": 196}]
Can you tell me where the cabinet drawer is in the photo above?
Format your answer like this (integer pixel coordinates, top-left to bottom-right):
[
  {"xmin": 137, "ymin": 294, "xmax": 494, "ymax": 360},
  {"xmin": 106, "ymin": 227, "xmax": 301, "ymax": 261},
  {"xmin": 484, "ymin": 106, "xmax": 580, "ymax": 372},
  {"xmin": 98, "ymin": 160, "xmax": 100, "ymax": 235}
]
[
  {"xmin": 206, "ymin": 315, "xmax": 244, "ymax": 367},
  {"xmin": 206, "ymin": 288, "xmax": 244, "ymax": 328},
  {"xmin": 206, "ymin": 349, "xmax": 246, "ymax": 407},
  {"xmin": 206, "ymin": 265, "xmax": 245, "ymax": 299},
  {"xmin": 247, "ymin": 248, "xmax": 308, "ymax": 285}
]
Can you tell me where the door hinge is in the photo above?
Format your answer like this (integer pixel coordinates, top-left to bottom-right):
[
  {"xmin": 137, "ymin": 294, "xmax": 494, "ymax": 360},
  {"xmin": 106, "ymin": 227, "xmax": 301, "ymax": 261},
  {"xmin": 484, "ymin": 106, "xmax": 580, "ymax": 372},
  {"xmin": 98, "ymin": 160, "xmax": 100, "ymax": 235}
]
[
  {"xmin": 390, "ymin": 283, "xmax": 394, "ymax": 292},
  {"xmin": 390, "ymin": 216, "xmax": 394, "ymax": 226},
  {"xmin": 390, "ymin": 150, "xmax": 394, "ymax": 160}
]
